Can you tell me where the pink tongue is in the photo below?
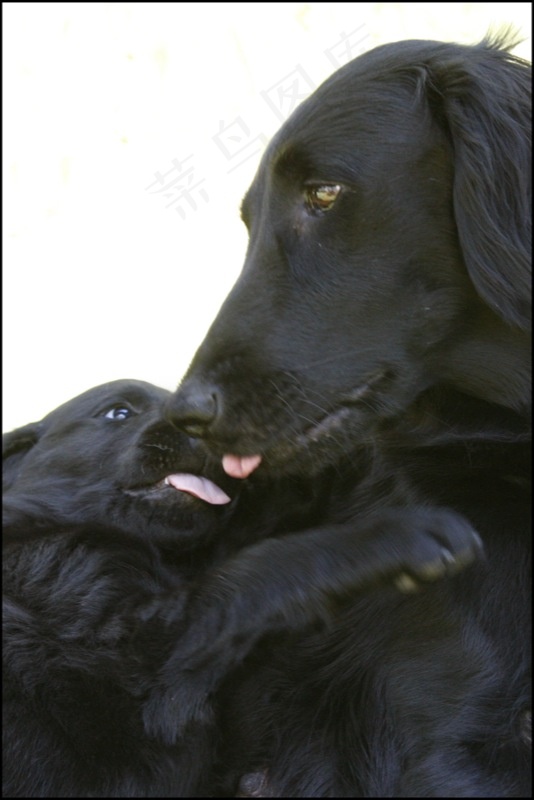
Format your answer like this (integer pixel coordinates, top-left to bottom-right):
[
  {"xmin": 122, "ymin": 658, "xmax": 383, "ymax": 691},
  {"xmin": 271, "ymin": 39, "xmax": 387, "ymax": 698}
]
[
  {"xmin": 165, "ymin": 474, "xmax": 231, "ymax": 505},
  {"xmin": 222, "ymin": 454, "xmax": 262, "ymax": 479}
]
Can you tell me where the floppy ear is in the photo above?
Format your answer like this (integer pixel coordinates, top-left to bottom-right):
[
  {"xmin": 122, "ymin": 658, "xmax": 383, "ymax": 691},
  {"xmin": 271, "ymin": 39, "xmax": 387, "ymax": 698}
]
[
  {"xmin": 431, "ymin": 35, "xmax": 531, "ymax": 329},
  {"xmin": 2, "ymin": 422, "xmax": 43, "ymax": 492}
]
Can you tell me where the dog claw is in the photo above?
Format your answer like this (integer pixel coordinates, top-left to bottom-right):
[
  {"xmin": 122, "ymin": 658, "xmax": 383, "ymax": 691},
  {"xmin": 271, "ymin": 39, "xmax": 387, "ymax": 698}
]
[
  {"xmin": 394, "ymin": 573, "xmax": 421, "ymax": 593},
  {"xmin": 237, "ymin": 770, "xmax": 271, "ymax": 798}
]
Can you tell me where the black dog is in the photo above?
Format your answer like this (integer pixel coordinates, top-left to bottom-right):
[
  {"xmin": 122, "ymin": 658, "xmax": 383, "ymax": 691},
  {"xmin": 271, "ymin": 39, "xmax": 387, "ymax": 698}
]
[
  {"xmin": 3, "ymin": 380, "xmax": 477, "ymax": 797},
  {"xmin": 167, "ymin": 36, "xmax": 531, "ymax": 796}
]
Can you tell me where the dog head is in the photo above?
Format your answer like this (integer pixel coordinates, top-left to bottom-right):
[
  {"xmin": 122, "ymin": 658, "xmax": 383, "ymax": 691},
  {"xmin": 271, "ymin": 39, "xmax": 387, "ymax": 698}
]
[
  {"xmin": 168, "ymin": 36, "xmax": 531, "ymax": 477},
  {"xmin": 3, "ymin": 380, "xmax": 242, "ymax": 546}
]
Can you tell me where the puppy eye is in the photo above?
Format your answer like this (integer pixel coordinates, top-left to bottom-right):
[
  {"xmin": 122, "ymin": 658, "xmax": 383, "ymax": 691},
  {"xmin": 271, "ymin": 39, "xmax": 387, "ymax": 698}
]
[
  {"xmin": 305, "ymin": 184, "xmax": 341, "ymax": 214},
  {"xmin": 103, "ymin": 406, "xmax": 132, "ymax": 421}
]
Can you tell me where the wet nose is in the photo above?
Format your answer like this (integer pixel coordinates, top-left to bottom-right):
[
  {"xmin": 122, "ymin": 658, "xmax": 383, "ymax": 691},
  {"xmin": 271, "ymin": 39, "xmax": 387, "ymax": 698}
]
[{"xmin": 166, "ymin": 381, "xmax": 220, "ymax": 438}]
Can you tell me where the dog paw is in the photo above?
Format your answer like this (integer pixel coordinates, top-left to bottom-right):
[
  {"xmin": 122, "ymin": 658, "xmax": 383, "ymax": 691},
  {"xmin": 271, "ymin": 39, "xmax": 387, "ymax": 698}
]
[{"xmin": 387, "ymin": 508, "xmax": 484, "ymax": 593}]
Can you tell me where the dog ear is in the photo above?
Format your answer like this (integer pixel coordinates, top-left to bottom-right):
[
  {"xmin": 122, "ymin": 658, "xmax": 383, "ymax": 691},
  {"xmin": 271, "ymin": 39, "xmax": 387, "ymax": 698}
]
[
  {"xmin": 431, "ymin": 35, "xmax": 531, "ymax": 329},
  {"xmin": 2, "ymin": 422, "xmax": 43, "ymax": 492}
]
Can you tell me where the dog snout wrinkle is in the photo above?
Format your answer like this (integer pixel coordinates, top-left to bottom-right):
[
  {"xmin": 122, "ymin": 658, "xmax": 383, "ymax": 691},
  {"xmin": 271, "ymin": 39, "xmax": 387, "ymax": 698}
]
[{"xmin": 167, "ymin": 382, "xmax": 220, "ymax": 438}]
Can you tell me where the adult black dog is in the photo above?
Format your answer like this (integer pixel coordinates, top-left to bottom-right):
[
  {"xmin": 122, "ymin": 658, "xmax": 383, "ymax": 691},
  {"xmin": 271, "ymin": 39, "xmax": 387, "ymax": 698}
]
[
  {"xmin": 3, "ymin": 380, "xmax": 476, "ymax": 797},
  {"xmin": 166, "ymin": 36, "xmax": 531, "ymax": 796}
]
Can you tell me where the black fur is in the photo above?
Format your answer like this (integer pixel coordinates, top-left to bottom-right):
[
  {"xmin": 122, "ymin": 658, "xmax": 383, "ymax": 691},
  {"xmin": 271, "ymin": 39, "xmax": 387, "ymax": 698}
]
[
  {"xmin": 3, "ymin": 380, "xmax": 477, "ymax": 796},
  {"xmin": 167, "ymin": 36, "xmax": 531, "ymax": 796}
]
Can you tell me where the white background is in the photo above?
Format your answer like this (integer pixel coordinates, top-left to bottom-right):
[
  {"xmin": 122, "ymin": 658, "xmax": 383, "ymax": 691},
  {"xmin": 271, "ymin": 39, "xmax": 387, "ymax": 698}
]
[{"xmin": 3, "ymin": 2, "xmax": 531, "ymax": 432}]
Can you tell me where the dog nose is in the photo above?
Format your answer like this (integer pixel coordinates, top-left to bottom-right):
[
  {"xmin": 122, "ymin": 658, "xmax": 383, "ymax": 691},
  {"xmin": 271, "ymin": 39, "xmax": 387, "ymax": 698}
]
[{"xmin": 166, "ymin": 381, "xmax": 220, "ymax": 438}]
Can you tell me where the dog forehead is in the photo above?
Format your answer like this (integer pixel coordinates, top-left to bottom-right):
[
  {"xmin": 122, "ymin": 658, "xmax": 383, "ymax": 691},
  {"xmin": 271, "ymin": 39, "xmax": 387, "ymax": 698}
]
[
  {"xmin": 269, "ymin": 36, "xmax": 504, "ymax": 169},
  {"xmin": 41, "ymin": 380, "xmax": 170, "ymax": 428},
  {"xmin": 262, "ymin": 80, "xmax": 430, "ymax": 187}
]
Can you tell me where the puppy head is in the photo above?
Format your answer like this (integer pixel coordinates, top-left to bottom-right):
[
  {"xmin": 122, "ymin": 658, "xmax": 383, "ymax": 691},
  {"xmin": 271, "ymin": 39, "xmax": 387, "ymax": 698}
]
[{"xmin": 3, "ymin": 380, "xmax": 241, "ymax": 546}]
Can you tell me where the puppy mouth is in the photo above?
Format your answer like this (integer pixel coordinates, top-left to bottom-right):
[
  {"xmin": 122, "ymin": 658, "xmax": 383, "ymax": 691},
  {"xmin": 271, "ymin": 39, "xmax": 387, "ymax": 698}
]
[
  {"xmin": 125, "ymin": 472, "xmax": 233, "ymax": 505},
  {"xmin": 164, "ymin": 473, "xmax": 231, "ymax": 504},
  {"xmin": 222, "ymin": 372, "xmax": 387, "ymax": 479}
]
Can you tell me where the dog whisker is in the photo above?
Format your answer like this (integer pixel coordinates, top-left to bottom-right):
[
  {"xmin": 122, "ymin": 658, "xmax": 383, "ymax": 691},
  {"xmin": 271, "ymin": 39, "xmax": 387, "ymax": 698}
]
[{"xmin": 295, "ymin": 346, "xmax": 379, "ymax": 371}]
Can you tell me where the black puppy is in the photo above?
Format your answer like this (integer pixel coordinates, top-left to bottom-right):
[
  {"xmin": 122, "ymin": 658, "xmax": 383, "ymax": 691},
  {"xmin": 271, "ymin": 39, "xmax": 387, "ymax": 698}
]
[
  {"xmin": 167, "ymin": 35, "xmax": 531, "ymax": 796},
  {"xmin": 3, "ymin": 380, "xmax": 478, "ymax": 797}
]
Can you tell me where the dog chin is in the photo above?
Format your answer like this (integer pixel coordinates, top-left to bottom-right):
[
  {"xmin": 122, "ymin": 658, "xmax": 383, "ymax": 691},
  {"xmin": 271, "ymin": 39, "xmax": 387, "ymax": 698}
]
[{"xmin": 109, "ymin": 494, "xmax": 227, "ymax": 546}]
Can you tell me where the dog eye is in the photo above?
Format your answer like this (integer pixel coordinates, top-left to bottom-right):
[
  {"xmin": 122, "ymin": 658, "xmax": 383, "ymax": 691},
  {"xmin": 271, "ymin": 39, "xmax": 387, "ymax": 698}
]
[
  {"xmin": 305, "ymin": 184, "xmax": 341, "ymax": 214},
  {"xmin": 103, "ymin": 406, "xmax": 132, "ymax": 421}
]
